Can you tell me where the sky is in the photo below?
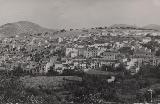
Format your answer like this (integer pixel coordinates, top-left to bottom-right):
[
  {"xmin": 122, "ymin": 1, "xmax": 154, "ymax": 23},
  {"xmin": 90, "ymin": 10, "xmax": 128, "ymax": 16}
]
[{"xmin": 0, "ymin": 0, "xmax": 160, "ymax": 29}]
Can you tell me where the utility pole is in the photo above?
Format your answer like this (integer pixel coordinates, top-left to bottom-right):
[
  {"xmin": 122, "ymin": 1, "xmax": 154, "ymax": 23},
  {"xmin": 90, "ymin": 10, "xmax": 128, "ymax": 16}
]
[{"xmin": 148, "ymin": 88, "xmax": 153, "ymax": 103}]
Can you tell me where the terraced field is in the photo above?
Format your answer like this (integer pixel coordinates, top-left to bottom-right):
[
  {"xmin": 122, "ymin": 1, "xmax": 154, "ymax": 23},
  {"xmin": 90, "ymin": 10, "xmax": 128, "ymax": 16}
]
[{"xmin": 20, "ymin": 76, "xmax": 82, "ymax": 89}]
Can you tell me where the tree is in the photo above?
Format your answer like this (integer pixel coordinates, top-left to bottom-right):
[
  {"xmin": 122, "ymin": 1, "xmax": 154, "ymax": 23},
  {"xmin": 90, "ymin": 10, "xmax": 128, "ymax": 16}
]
[
  {"xmin": 101, "ymin": 65, "xmax": 113, "ymax": 71},
  {"xmin": 46, "ymin": 66, "xmax": 59, "ymax": 76},
  {"xmin": 12, "ymin": 64, "xmax": 24, "ymax": 76},
  {"xmin": 115, "ymin": 64, "xmax": 125, "ymax": 72},
  {"xmin": 156, "ymin": 49, "xmax": 160, "ymax": 56},
  {"xmin": 0, "ymin": 75, "xmax": 26, "ymax": 103},
  {"xmin": 119, "ymin": 47, "xmax": 133, "ymax": 55},
  {"xmin": 60, "ymin": 29, "xmax": 66, "ymax": 32},
  {"xmin": 142, "ymin": 41, "xmax": 159, "ymax": 52},
  {"xmin": 62, "ymin": 69, "xmax": 84, "ymax": 76}
]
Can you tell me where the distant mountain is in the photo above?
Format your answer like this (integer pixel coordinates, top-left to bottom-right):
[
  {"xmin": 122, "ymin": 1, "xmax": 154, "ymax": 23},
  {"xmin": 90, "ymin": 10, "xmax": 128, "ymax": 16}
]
[
  {"xmin": 0, "ymin": 21, "xmax": 57, "ymax": 37},
  {"xmin": 109, "ymin": 24, "xmax": 138, "ymax": 29},
  {"xmin": 142, "ymin": 24, "xmax": 160, "ymax": 31}
]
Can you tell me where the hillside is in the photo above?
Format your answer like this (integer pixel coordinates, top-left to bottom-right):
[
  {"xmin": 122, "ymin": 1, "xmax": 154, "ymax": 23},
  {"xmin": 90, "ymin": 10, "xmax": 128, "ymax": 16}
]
[
  {"xmin": 109, "ymin": 24, "xmax": 138, "ymax": 29},
  {"xmin": 54, "ymin": 28, "xmax": 101, "ymax": 38},
  {"xmin": 53, "ymin": 29, "xmax": 84, "ymax": 38},
  {"xmin": 0, "ymin": 21, "xmax": 57, "ymax": 37},
  {"xmin": 143, "ymin": 24, "xmax": 160, "ymax": 31}
]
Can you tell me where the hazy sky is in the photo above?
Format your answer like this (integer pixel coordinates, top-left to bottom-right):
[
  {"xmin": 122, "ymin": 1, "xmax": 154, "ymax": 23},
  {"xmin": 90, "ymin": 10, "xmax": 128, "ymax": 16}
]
[{"xmin": 0, "ymin": 0, "xmax": 160, "ymax": 29}]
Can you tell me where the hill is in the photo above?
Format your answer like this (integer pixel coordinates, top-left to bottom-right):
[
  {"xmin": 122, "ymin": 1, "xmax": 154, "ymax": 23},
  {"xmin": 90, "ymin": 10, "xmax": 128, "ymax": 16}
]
[
  {"xmin": 0, "ymin": 21, "xmax": 57, "ymax": 37},
  {"xmin": 109, "ymin": 24, "xmax": 138, "ymax": 29},
  {"xmin": 53, "ymin": 28, "xmax": 100, "ymax": 38},
  {"xmin": 143, "ymin": 24, "xmax": 160, "ymax": 31}
]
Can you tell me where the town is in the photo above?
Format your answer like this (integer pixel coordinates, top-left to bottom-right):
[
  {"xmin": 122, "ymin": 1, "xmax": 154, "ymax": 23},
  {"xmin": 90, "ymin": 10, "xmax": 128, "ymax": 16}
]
[
  {"xmin": 1, "ymin": 25, "xmax": 160, "ymax": 76},
  {"xmin": 1, "ymin": 22, "xmax": 160, "ymax": 103},
  {"xmin": 2, "ymin": 0, "xmax": 160, "ymax": 103}
]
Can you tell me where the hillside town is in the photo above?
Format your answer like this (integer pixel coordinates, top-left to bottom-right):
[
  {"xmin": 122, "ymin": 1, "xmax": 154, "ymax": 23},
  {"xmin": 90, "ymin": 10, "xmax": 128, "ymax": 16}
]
[
  {"xmin": 0, "ymin": 27, "xmax": 160, "ymax": 76},
  {"xmin": 1, "ymin": 23, "xmax": 160, "ymax": 104},
  {"xmin": 2, "ymin": 0, "xmax": 160, "ymax": 103}
]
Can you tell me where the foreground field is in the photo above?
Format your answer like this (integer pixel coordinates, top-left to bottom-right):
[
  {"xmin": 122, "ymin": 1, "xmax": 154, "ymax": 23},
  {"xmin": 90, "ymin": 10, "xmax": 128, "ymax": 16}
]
[{"xmin": 20, "ymin": 76, "xmax": 82, "ymax": 89}]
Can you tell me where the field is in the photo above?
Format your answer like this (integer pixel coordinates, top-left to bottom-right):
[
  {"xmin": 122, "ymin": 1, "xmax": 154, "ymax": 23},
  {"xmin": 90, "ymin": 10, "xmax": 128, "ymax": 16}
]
[
  {"xmin": 85, "ymin": 70, "xmax": 117, "ymax": 77},
  {"xmin": 20, "ymin": 76, "xmax": 82, "ymax": 89}
]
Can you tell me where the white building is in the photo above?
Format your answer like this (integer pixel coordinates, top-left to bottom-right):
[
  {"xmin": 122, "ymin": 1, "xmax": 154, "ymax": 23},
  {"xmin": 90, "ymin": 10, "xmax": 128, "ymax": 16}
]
[
  {"xmin": 70, "ymin": 51, "xmax": 78, "ymax": 58},
  {"xmin": 55, "ymin": 63, "xmax": 63, "ymax": 69},
  {"xmin": 142, "ymin": 37, "xmax": 151, "ymax": 43},
  {"xmin": 65, "ymin": 47, "xmax": 78, "ymax": 57},
  {"xmin": 58, "ymin": 37, "xmax": 63, "ymax": 43}
]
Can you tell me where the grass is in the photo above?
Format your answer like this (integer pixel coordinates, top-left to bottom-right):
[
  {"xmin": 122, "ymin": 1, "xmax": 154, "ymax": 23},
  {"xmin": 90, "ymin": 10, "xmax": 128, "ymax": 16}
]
[
  {"xmin": 85, "ymin": 70, "xmax": 117, "ymax": 76},
  {"xmin": 20, "ymin": 76, "xmax": 82, "ymax": 89}
]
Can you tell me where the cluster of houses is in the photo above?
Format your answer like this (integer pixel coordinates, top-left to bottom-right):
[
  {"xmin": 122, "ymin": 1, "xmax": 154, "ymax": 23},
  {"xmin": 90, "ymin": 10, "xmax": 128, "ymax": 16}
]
[
  {"xmin": 0, "ymin": 28, "xmax": 160, "ymax": 75},
  {"xmin": 45, "ymin": 44, "xmax": 160, "ymax": 75}
]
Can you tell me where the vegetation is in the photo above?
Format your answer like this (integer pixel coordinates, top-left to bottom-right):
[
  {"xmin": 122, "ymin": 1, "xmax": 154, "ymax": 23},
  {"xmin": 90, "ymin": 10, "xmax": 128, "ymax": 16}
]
[
  {"xmin": 0, "ymin": 71, "xmax": 82, "ymax": 104},
  {"xmin": 1, "ymin": 64, "xmax": 160, "ymax": 103},
  {"xmin": 63, "ymin": 65, "xmax": 160, "ymax": 103},
  {"xmin": 119, "ymin": 46, "xmax": 133, "ymax": 55},
  {"xmin": 142, "ymin": 40, "xmax": 159, "ymax": 52}
]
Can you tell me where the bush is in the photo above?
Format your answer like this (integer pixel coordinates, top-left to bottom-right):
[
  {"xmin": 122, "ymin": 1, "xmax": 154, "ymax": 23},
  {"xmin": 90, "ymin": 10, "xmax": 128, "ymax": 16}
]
[
  {"xmin": 46, "ymin": 69, "xmax": 59, "ymax": 76},
  {"xmin": 0, "ymin": 75, "xmax": 26, "ymax": 103},
  {"xmin": 11, "ymin": 65, "xmax": 24, "ymax": 76},
  {"xmin": 61, "ymin": 69, "xmax": 84, "ymax": 76}
]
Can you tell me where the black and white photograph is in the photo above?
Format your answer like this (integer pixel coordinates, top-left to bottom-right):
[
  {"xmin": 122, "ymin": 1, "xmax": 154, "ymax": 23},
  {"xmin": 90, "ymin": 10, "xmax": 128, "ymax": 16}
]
[{"xmin": 1, "ymin": 0, "xmax": 160, "ymax": 104}]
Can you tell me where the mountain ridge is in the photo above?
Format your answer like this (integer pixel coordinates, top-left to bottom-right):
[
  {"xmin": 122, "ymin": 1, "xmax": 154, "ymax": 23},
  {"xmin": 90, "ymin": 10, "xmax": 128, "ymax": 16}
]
[
  {"xmin": 0, "ymin": 21, "xmax": 57, "ymax": 37},
  {"xmin": 0, "ymin": 21, "xmax": 160, "ymax": 37},
  {"xmin": 142, "ymin": 24, "xmax": 160, "ymax": 31},
  {"xmin": 109, "ymin": 24, "xmax": 138, "ymax": 29}
]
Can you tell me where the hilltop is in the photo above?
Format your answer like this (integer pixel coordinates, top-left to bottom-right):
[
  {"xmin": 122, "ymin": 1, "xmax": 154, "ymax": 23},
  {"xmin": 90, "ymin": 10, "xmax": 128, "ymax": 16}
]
[
  {"xmin": 0, "ymin": 21, "xmax": 159, "ymax": 38},
  {"xmin": 143, "ymin": 24, "xmax": 160, "ymax": 31},
  {"xmin": 109, "ymin": 24, "xmax": 138, "ymax": 29},
  {"xmin": 0, "ymin": 21, "xmax": 57, "ymax": 37}
]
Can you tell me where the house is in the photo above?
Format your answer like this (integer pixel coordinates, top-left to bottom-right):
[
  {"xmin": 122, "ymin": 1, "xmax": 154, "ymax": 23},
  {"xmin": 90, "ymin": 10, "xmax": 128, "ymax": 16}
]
[
  {"xmin": 107, "ymin": 76, "xmax": 116, "ymax": 83},
  {"xmin": 90, "ymin": 58, "xmax": 102, "ymax": 69},
  {"xmin": 152, "ymin": 57, "xmax": 160, "ymax": 66},
  {"xmin": 125, "ymin": 58, "xmax": 140, "ymax": 74},
  {"xmin": 133, "ymin": 49, "xmax": 153, "ymax": 58},
  {"xmin": 100, "ymin": 51, "xmax": 120, "ymax": 60},
  {"xmin": 54, "ymin": 62, "xmax": 63, "ymax": 69},
  {"xmin": 142, "ymin": 37, "xmax": 151, "ymax": 43},
  {"xmin": 155, "ymin": 39, "xmax": 160, "ymax": 44},
  {"xmin": 113, "ymin": 42, "xmax": 125, "ymax": 49},
  {"xmin": 132, "ymin": 50, "xmax": 156, "ymax": 66},
  {"xmin": 58, "ymin": 37, "xmax": 63, "ymax": 43},
  {"xmin": 62, "ymin": 57, "xmax": 73, "ymax": 64},
  {"xmin": 25, "ymin": 61, "xmax": 39, "ymax": 74},
  {"xmin": 72, "ymin": 58, "xmax": 87, "ymax": 69},
  {"xmin": 78, "ymin": 34, "xmax": 90, "ymax": 40},
  {"xmin": 97, "ymin": 46, "xmax": 107, "ymax": 56},
  {"xmin": 90, "ymin": 58, "xmax": 118, "ymax": 69},
  {"xmin": 50, "ymin": 56, "xmax": 58, "ymax": 63},
  {"xmin": 70, "ymin": 51, "xmax": 78, "ymax": 58},
  {"xmin": 100, "ymin": 58, "xmax": 118, "ymax": 67},
  {"xmin": 65, "ymin": 47, "xmax": 78, "ymax": 57},
  {"xmin": 44, "ymin": 62, "xmax": 53, "ymax": 73},
  {"xmin": 85, "ymin": 47, "xmax": 98, "ymax": 58},
  {"xmin": 77, "ymin": 47, "xmax": 86, "ymax": 57}
]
